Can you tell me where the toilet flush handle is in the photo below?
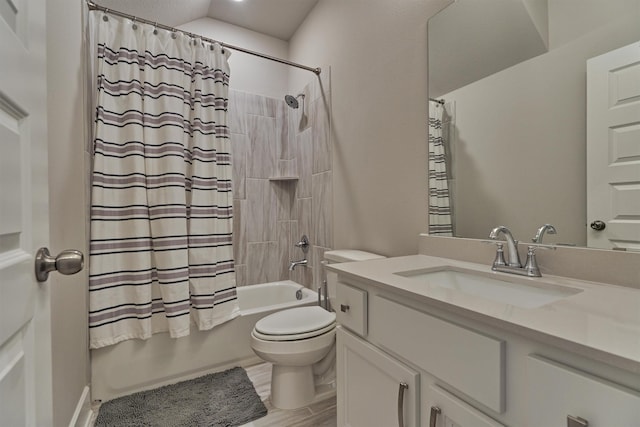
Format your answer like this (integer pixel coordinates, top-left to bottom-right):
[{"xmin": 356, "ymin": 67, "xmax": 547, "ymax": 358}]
[{"xmin": 340, "ymin": 304, "xmax": 350, "ymax": 313}]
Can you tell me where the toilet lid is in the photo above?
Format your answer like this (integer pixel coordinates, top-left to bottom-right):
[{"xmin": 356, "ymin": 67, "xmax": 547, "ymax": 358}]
[{"xmin": 255, "ymin": 306, "xmax": 336, "ymax": 336}]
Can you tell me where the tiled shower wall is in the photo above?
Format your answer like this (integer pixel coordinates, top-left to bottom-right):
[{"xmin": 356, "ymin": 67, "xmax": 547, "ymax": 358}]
[{"xmin": 229, "ymin": 74, "xmax": 332, "ymax": 289}]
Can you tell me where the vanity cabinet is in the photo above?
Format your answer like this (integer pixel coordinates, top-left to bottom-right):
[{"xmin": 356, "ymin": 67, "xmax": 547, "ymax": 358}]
[
  {"xmin": 334, "ymin": 279, "xmax": 640, "ymax": 427},
  {"xmin": 335, "ymin": 280, "xmax": 505, "ymax": 427}
]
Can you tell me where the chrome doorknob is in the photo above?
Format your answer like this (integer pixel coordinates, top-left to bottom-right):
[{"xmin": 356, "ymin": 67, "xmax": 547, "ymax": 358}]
[
  {"xmin": 590, "ymin": 220, "xmax": 606, "ymax": 231},
  {"xmin": 35, "ymin": 247, "xmax": 84, "ymax": 282}
]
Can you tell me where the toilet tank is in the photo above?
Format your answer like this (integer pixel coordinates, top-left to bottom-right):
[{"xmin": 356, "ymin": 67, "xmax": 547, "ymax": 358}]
[{"xmin": 323, "ymin": 250, "xmax": 385, "ymax": 311}]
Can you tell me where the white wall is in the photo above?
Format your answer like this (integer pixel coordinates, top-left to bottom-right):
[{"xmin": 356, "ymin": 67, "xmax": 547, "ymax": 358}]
[
  {"xmin": 46, "ymin": 0, "xmax": 91, "ymax": 425},
  {"xmin": 288, "ymin": 0, "xmax": 451, "ymax": 257},
  {"xmin": 445, "ymin": 0, "xmax": 640, "ymax": 245},
  {"xmin": 179, "ymin": 17, "xmax": 289, "ymax": 99}
]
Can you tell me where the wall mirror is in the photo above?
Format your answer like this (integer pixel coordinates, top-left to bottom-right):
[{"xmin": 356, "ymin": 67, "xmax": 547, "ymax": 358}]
[{"xmin": 427, "ymin": 0, "xmax": 640, "ymax": 250}]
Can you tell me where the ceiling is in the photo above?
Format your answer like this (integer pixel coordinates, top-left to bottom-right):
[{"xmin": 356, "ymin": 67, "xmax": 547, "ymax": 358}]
[{"xmin": 94, "ymin": 0, "xmax": 320, "ymax": 41}]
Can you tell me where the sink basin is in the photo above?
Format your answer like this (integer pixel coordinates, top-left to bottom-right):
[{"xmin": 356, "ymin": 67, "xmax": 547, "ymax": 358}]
[{"xmin": 394, "ymin": 268, "xmax": 582, "ymax": 309}]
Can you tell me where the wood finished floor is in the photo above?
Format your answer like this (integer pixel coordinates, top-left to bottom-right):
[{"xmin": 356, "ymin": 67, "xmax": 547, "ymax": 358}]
[{"xmin": 241, "ymin": 362, "xmax": 337, "ymax": 427}]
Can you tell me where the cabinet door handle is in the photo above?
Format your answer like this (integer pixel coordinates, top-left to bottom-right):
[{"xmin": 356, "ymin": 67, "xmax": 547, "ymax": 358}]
[
  {"xmin": 397, "ymin": 382, "xmax": 408, "ymax": 427},
  {"xmin": 429, "ymin": 406, "xmax": 441, "ymax": 427}
]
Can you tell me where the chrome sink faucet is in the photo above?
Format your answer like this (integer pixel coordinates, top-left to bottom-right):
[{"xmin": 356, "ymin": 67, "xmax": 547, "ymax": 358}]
[
  {"xmin": 488, "ymin": 226, "xmax": 555, "ymax": 277},
  {"xmin": 489, "ymin": 226, "xmax": 521, "ymax": 267}
]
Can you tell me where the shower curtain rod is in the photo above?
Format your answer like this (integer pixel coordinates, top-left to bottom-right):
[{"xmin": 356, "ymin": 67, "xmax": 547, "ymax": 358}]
[
  {"xmin": 429, "ymin": 97, "xmax": 445, "ymax": 105},
  {"xmin": 86, "ymin": 1, "xmax": 321, "ymax": 75}
]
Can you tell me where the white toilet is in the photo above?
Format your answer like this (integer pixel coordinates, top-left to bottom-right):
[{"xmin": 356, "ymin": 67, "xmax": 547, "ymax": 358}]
[{"xmin": 250, "ymin": 249, "xmax": 385, "ymax": 410}]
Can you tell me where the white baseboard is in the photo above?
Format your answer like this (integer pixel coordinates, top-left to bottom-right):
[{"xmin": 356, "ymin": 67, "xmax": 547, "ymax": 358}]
[{"xmin": 68, "ymin": 386, "xmax": 93, "ymax": 427}]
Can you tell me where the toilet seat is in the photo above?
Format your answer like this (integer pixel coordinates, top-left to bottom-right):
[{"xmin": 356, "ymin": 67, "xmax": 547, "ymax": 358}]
[
  {"xmin": 254, "ymin": 306, "xmax": 336, "ymax": 341},
  {"xmin": 252, "ymin": 322, "xmax": 336, "ymax": 341}
]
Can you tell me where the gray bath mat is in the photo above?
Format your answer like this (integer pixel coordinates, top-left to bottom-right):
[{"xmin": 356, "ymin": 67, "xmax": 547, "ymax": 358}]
[{"xmin": 95, "ymin": 367, "xmax": 267, "ymax": 427}]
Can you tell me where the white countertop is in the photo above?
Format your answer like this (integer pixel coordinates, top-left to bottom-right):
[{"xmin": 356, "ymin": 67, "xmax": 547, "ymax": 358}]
[{"xmin": 326, "ymin": 254, "xmax": 640, "ymax": 374}]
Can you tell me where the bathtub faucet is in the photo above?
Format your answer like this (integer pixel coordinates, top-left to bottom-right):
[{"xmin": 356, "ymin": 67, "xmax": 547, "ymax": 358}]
[
  {"xmin": 289, "ymin": 235, "xmax": 310, "ymax": 271},
  {"xmin": 289, "ymin": 259, "xmax": 308, "ymax": 271}
]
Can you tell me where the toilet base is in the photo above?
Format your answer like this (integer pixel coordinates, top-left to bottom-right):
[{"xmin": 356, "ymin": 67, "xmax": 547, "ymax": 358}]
[{"xmin": 270, "ymin": 365, "xmax": 315, "ymax": 410}]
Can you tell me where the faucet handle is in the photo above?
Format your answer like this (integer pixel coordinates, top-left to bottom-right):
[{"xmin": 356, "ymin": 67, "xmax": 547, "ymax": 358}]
[
  {"xmin": 523, "ymin": 244, "xmax": 556, "ymax": 277},
  {"xmin": 523, "ymin": 245, "xmax": 545, "ymax": 277},
  {"xmin": 483, "ymin": 240, "xmax": 508, "ymax": 268},
  {"xmin": 492, "ymin": 243, "xmax": 507, "ymax": 268}
]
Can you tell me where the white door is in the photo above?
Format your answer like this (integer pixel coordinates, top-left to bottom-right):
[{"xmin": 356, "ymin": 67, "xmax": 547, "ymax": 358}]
[
  {"xmin": 336, "ymin": 328, "xmax": 419, "ymax": 427},
  {"xmin": 0, "ymin": 0, "xmax": 52, "ymax": 425},
  {"xmin": 587, "ymin": 40, "xmax": 640, "ymax": 250}
]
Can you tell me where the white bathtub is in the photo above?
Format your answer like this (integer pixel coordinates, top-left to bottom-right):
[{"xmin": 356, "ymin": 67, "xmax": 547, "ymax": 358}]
[
  {"xmin": 91, "ymin": 280, "xmax": 316, "ymax": 401},
  {"xmin": 239, "ymin": 280, "xmax": 316, "ymax": 315}
]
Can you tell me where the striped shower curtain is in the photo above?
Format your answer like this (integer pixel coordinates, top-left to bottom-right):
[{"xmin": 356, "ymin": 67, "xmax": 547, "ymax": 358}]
[
  {"xmin": 428, "ymin": 101, "xmax": 453, "ymax": 236},
  {"xmin": 88, "ymin": 12, "xmax": 239, "ymax": 349}
]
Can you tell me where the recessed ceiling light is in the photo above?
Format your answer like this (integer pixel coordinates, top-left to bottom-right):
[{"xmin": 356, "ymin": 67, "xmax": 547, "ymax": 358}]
[{"xmin": 232, "ymin": 0, "xmax": 243, "ymax": 2}]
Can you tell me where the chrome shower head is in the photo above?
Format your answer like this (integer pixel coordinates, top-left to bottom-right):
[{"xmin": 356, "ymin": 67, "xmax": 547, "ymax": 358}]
[{"xmin": 284, "ymin": 93, "xmax": 305, "ymax": 109}]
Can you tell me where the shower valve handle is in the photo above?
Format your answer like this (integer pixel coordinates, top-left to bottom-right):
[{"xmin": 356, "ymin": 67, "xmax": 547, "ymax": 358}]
[{"xmin": 295, "ymin": 235, "xmax": 310, "ymax": 254}]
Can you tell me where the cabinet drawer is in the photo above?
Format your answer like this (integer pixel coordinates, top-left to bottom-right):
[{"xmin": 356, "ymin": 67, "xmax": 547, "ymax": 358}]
[
  {"xmin": 527, "ymin": 355, "xmax": 640, "ymax": 427},
  {"xmin": 335, "ymin": 282, "xmax": 367, "ymax": 336},
  {"xmin": 425, "ymin": 384, "xmax": 505, "ymax": 427},
  {"xmin": 371, "ymin": 296, "xmax": 505, "ymax": 413}
]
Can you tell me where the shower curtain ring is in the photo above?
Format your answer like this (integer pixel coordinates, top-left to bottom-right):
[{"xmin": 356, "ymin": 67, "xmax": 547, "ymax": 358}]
[
  {"xmin": 132, "ymin": 17, "xmax": 138, "ymax": 30},
  {"xmin": 102, "ymin": 8, "xmax": 109, "ymax": 21},
  {"xmin": 153, "ymin": 22, "xmax": 158, "ymax": 35}
]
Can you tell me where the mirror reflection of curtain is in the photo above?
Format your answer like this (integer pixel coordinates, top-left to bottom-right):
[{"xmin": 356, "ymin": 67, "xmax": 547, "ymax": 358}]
[{"xmin": 428, "ymin": 101, "xmax": 453, "ymax": 236}]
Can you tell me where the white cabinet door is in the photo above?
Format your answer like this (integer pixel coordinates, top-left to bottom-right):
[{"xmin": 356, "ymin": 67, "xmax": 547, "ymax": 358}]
[
  {"xmin": 337, "ymin": 327, "xmax": 419, "ymax": 427},
  {"xmin": 0, "ymin": 0, "xmax": 52, "ymax": 426},
  {"xmin": 587, "ymin": 40, "xmax": 640, "ymax": 250},
  {"xmin": 423, "ymin": 384, "xmax": 505, "ymax": 427},
  {"xmin": 527, "ymin": 355, "xmax": 640, "ymax": 427}
]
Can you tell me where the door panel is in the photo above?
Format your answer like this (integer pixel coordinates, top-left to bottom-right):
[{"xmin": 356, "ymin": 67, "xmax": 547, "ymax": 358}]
[
  {"xmin": 587, "ymin": 41, "xmax": 640, "ymax": 250},
  {"xmin": 337, "ymin": 327, "xmax": 419, "ymax": 427},
  {"xmin": 0, "ymin": 0, "xmax": 52, "ymax": 424}
]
